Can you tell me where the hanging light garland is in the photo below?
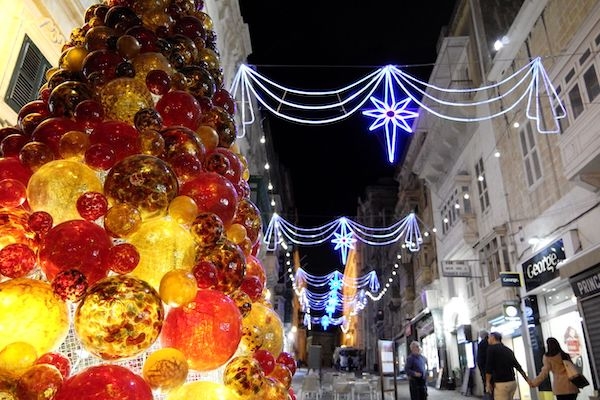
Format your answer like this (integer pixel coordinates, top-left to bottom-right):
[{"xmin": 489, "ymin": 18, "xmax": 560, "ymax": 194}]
[
  {"xmin": 264, "ymin": 212, "xmax": 423, "ymax": 264},
  {"xmin": 291, "ymin": 267, "xmax": 380, "ymax": 330},
  {"xmin": 230, "ymin": 57, "xmax": 565, "ymax": 163}
]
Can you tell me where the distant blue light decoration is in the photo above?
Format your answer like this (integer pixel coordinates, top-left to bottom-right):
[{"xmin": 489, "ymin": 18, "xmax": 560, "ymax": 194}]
[
  {"xmin": 331, "ymin": 217, "xmax": 357, "ymax": 265},
  {"xmin": 362, "ymin": 66, "xmax": 418, "ymax": 163},
  {"xmin": 293, "ymin": 268, "xmax": 380, "ymax": 330}
]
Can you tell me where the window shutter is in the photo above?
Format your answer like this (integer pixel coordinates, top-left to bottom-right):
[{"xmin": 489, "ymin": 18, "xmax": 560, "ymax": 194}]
[{"xmin": 4, "ymin": 35, "xmax": 51, "ymax": 113}]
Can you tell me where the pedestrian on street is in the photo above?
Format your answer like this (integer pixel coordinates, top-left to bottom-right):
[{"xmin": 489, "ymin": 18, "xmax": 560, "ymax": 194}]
[
  {"xmin": 477, "ymin": 329, "xmax": 490, "ymax": 398},
  {"xmin": 529, "ymin": 337, "xmax": 579, "ymax": 400},
  {"xmin": 406, "ymin": 340, "xmax": 428, "ymax": 400},
  {"xmin": 485, "ymin": 331, "xmax": 530, "ymax": 400}
]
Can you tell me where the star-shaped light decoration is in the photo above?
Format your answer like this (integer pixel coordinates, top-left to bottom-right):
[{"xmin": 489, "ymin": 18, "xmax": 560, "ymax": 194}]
[
  {"xmin": 362, "ymin": 66, "xmax": 418, "ymax": 163},
  {"xmin": 331, "ymin": 218, "xmax": 357, "ymax": 265}
]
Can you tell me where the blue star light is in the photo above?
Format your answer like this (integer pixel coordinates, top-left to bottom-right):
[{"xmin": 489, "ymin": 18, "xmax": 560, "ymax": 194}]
[
  {"xmin": 362, "ymin": 67, "xmax": 418, "ymax": 163},
  {"xmin": 331, "ymin": 218, "xmax": 357, "ymax": 265}
]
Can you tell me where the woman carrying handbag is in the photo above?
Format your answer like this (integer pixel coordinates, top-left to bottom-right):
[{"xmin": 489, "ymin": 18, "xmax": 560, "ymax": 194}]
[{"xmin": 529, "ymin": 337, "xmax": 581, "ymax": 400}]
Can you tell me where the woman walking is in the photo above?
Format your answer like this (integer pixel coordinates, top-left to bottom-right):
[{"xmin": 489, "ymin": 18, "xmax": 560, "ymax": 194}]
[{"xmin": 529, "ymin": 337, "xmax": 579, "ymax": 400}]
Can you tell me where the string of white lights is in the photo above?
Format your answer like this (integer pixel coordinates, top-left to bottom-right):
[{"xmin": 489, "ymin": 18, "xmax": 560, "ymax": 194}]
[
  {"xmin": 230, "ymin": 58, "xmax": 566, "ymax": 163},
  {"xmin": 263, "ymin": 212, "xmax": 423, "ymax": 264}
]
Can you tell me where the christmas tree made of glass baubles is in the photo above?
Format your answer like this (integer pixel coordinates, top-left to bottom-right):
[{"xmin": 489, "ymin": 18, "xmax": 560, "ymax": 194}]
[{"xmin": 0, "ymin": 1, "xmax": 297, "ymax": 399}]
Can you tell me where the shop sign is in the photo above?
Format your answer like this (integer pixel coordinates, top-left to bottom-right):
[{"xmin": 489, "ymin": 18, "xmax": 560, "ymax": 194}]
[
  {"xmin": 441, "ymin": 260, "xmax": 472, "ymax": 277},
  {"xmin": 500, "ymin": 271, "xmax": 522, "ymax": 287},
  {"xmin": 522, "ymin": 239, "xmax": 565, "ymax": 291},
  {"xmin": 570, "ymin": 264, "xmax": 600, "ymax": 299}
]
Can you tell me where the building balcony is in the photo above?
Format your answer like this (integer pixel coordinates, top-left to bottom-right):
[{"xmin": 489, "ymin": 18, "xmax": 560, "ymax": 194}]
[{"xmin": 560, "ymin": 104, "xmax": 600, "ymax": 191}]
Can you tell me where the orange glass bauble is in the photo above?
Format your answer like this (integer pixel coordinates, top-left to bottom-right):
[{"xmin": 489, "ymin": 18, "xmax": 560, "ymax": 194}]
[{"xmin": 161, "ymin": 289, "xmax": 242, "ymax": 371}]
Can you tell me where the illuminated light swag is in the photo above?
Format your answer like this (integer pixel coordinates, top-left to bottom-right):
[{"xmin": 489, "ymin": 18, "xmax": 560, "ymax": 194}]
[
  {"xmin": 230, "ymin": 58, "xmax": 565, "ymax": 163},
  {"xmin": 292, "ymin": 267, "xmax": 380, "ymax": 330},
  {"xmin": 264, "ymin": 212, "xmax": 423, "ymax": 264}
]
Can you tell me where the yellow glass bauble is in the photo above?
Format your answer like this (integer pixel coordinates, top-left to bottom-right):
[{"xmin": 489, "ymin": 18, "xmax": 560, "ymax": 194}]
[
  {"xmin": 27, "ymin": 160, "xmax": 102, "ymax": 224},
  {"xmin": 100, "ymin": 78, "xmax": 154, "ymax": 125},
  {"xmin": 241, "ymin": 302, "xmax": 284, "ymax": 356},
  {"xmin": 58, "ymin": 46, "xmax": 88, "ymax": 72},
  {"xmin": 168, "ymin": 196, "xmax": 198, "ymax": 225},
  {"xmin": 0, "ymin": 279, "xmax": 69, "ymax": 356},
  {"xmin": 166, "ymin": 381, "xmax": 241, "ymax": 400},
  {"xmin": 142, "ymin": 347, "xmax": 188, "ymax": 391},
  {"xmin": 159, "ymin": 269, "xmax": 197, "ymax": 307},
  {"xmin": 128, "ymin": 217, "xmax": 196, "ymax": 290},
  {"xmin": 0, "ymin": 342, "xmax": 37, "ymax": 376},
  {"xmin": 132, "ymin": 52, "xmax": 174, "ymax": 82}
]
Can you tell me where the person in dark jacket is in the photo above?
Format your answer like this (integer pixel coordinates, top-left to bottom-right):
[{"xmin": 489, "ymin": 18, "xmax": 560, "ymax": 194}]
[
  {"xmin": 485, "ymin": 331, "xmax": 530, "ymax": 400},
  {"xmin": 406, "ymin": 341, "xmax": 428, "ymax": 400},
  {"xmin": 477, "ymin": 329, "xmax": 489, "ymax": 395}
]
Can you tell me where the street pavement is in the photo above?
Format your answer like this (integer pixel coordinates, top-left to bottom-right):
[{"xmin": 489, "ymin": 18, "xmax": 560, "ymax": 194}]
[{"xmin": 292, "ymin": 368, "xmax": 479, "ymax": 400}]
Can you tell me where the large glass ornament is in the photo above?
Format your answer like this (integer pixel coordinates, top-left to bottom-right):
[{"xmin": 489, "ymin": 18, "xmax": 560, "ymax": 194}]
[
  {"xmin": 74, "ymin": 275, "xmax": 164, "ymax": 360},
  {"xmin": 38, "ymin": 220, "xmax": 112, "ymax": 284},
  {"xmin": 100, "ymin": 77, "xmax": 154, "ymax": 124},
  {"xmin": 166, "ymin": 381, "xmax": 241, "ymax": 400},
  {"xmin": 104, "ymin": 154, "xmax": 178, "ymax": 220},
  {"xmin": 180, "ymin": 171, "xmax": 238, "ymax": 226},
  {"xmin": 223, "ymin": 356, "xmax": 265, "ymax": 399},
  {"xmin": 127, "ymin": 217, "xmax": 196, "ymax": 290},
  {"xmin": 27, "ymin": 160, "xmax": 103, "ymax": 224},
  {"xmin": 241, "ymin": 302, "xmax": 284, "ymax": 356},
  {"xmin": 54, "ymin": 365, "xmax": 153, "ymax": 400},
  {"xmin": 0, "ymin": 279, "xmax": 69, "ymax": 356},
  {"xmin": 196, "ymin": 239, "xmax": 246, "ymax": 294},
  {"xmin": 161, "ymin": 289, "xmax": 242, "ymax": 371}
]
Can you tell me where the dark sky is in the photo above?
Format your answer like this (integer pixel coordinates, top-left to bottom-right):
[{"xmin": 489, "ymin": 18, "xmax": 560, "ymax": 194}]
[{"xmin": 238, "ymin": 1, "xmax": 458, "ymax": 272}]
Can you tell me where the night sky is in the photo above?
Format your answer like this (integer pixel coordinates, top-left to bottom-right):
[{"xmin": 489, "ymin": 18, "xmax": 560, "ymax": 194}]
[{"xmin": 237, "ymin": 1, "xmax": 458, "ymax": 273}]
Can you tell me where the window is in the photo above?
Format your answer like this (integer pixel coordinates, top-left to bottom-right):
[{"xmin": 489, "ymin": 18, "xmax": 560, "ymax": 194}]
[
  {"xmin": 568, "ymin": 85, "xmax": 584, "ymax": 119},
  {"xmin": 4, "ymin": 35, "xmax": 51, "ymax": 113},
  {"xmin": 583, "ymin": 65, "xmax": 600, "ymax": 103},
  {"xmin": 474, "ymin": 158, "xmax": 489, "ymax": 212},
  {"xmin": 479, "ymin": 234, "xmax": 510, "ymax": 284},
  {"xmin": 520, "ymin": 122, "xmax": 542, "ymax": 187}
]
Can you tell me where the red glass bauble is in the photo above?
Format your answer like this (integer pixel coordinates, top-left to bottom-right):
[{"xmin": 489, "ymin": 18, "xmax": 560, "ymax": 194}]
[
  {"xmin": 145, "ymin": 69, "xmax": 171, "ymax": 95},
  {"xmin": 245, "ymin": 254, "xmax": 267, "ymax": 288},
  {"xmin": 84, "ymin": 143, "xmax": 117, "ymax": 170},
  {"xmin": 181, "ymin": 172, "xmax": 238, "ymax": 226},
  {"xmin": 173, "ymin": 15, "xmax": 206, "ymax": 40},
  {"xmin": 28, "ymin": 211, "xmax": 53, "ymax": 235},
  {"xmin": 169, "ymin": 153, "xmax": 203, "ymax": 184},
  {"xmin": 51, "ymin": 269, "xmax": 88, "ymax": 302},
  {"xmin": 240, "ymin": 275, "xmax": 263, "ymax": 302},
  {"xmin": 39, "ymin": 220, "xmax": 112, "ymax": 284},
  {"xmin": 191, "ymin": 260, "xmax": 218, "ymax": 289},
  {"xmin": 16, "ymin": 364, "xmax": 63, "ymax": 400},
  {"xmin": 107, "ymin": 243, "xmax": 140, "ymax": 274},
  {"xmin": 81, "ymin": 49, "xmax": 125, "ymax": 81},
  {"xmin": 31, "ymin": 117, "xmax": 82, "ymax": 156},
  {"xmin": 0, "ymin": 243, "xmax": 36, "ymax": 278},
  {"xmin": 54, "ymin": 365, "xmax": 153, "ymax": 400},
  {"xmin": 125, "ymin": 26, "xmax": 159, "ymax": 53},
  {"xmin": 0, "ymin": 157, "xmax": 32, "ymax": 188},
  {"xmin": 89, "ymin": 121, "xmax": 141, "ymax": 162},
  {"xmin": 276, "ymin": 352, "xmax": 297, "ymax": 376},
  {"xmin": 35, "ymin": 352, "xmax": 71, "ymax": 379},
  {"xmin": 48, "ymin": 81, "xmax": 95, "ymax": 118},
  {"xmin": 254, "ymin": 349, "xmax": 276, "ymax": 375},
  {"xmin": 155, "ymin": 90, "xmax": 202, "ymax": 131},
  {"xmin": 161, "ymin": 289, "xmax": 242, "ymax": 371},
  {"xmin": 18, "ymin": 100, "xmax": 50, "ymax": 127},
  {"xmin": 76, "ymin": 191, "xmax": 108, "ymax": 221},
  {"xmin": 269, "ymin": 363, "xmax": 292, "ymax": 389},
  {"xmin": 0, "ymin": 178, "xmax": 27, "ymax": 208},
  {"xmin": 1, "ymin": 134, "xmax": 30, "ymax": 158},
  {"xmin": 74, "ymin": 99, "xmax": 105, "ymax": 130},
  {"xmin": 161, "ymin": 125, "xmax": 206, "ymax": 160},
  {"xmin": 212, "ymin": 88, "xmax": 236, "ymax": 115}
]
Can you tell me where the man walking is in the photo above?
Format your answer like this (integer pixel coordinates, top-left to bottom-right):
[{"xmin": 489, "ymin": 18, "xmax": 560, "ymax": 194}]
[
  {"xmin": 485, "ymin": 332, "xmax": 530, "ymax": 400},
  {"xmin": 477, "ymin": 330, "xmax": 490, "ymax": 398},
  {"xmin": 405, "ymin": 341, "xmax": 428, "ymax": 400}
]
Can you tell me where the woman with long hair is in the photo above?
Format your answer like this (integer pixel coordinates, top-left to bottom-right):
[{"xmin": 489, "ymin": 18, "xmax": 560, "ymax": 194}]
[{"xmin": 529, "ymin": 337, "xmax": 579, "ymax": 400}]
